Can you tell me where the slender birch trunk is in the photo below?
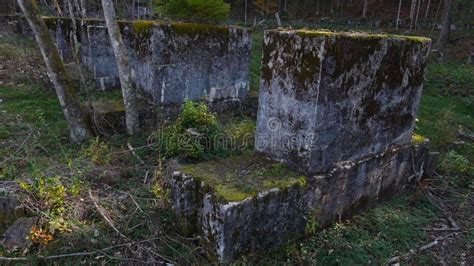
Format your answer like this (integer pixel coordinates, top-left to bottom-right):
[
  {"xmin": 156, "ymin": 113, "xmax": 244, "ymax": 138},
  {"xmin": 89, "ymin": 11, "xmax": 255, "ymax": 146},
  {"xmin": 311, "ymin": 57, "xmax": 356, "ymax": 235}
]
[
  {"xmin": 244, "ymin": 0, "xmax": 248, "ymax": 25},
  {"xmin": 17, "ymin": 0, "xmax": 92, "ymax": 143},
  {"xmin": 410, "ymin": 0, "xmax": 417, "ymax": 29},
  {"xmin": 101, "ymin": 0, "xmax": 140, "ymax": 135},
  {"xmin": 424, "ymin": 0, "xmax": 431, "ymax": 22},
  {"xmin": 437, "ymin": 0, "xmax": 452, "ymax": 47},
  {"xmin": 362, "ymin": 0, "xmax": 368, "ymax": 18},
  {"xmin": 396, "ymin": 0, "xmax": 402, "ymax": 29}
]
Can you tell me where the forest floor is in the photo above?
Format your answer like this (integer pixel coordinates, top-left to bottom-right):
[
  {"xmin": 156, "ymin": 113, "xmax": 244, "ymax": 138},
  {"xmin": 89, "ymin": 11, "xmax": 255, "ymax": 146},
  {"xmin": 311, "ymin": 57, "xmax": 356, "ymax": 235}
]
[{"xmin": 0, "ymin": 24, "xmax": 473, "ymax": 265}]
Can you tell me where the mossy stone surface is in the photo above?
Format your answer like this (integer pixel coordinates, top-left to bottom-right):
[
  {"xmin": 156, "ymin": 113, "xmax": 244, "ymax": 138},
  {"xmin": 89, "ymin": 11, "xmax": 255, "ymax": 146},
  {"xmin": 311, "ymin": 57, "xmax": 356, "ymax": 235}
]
[
  {"xmin": 180, "ymin": 153, "xmax": 307, "ymax": 202},
  {"xmin": 257, "ymin": 28, "xmax": 431, "ymax": 175},
  {"xmin": 271, "ymin": 29, "xmax": 432, "ymax": 44},
  {"xmin": 40, "ymin": 17, "xmax": 251, "ymax": 108}
]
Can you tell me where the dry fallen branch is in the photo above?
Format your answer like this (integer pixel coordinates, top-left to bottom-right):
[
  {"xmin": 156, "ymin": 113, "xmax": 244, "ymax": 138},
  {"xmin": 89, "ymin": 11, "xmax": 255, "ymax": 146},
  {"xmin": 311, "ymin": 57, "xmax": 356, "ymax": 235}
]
[
  {"xmin": 423, "ymin": 227, "xmax": 461, "ymax": 232},
  {"xmin": 88, "ymin": 188, "xmax": 128, "ymax": 239},
  {"xmin": 88, "ymin": 188, "xmax": 174, "ymax": 263},
  {"xmin": 127, "ymin": 142, "xmax": 145, "ymax": 164},
  {"xmin": 387, "ymin": 232, "xmax": 459, "ymax": 264},
  {"xmin": 0, "ymin": 238, "xmax": 164, "ymax": 262},
  {"xmin": 0, "ymin": 252, "xmax": 94, "ymax": 262}
]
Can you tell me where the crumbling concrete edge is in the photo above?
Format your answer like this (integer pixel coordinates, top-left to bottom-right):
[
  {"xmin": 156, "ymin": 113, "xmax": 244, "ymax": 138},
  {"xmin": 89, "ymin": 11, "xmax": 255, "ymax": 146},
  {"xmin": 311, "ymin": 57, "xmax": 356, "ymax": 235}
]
[{"xmin": 170, "ymin": 141, "xmax": 435, "ymax": 262}]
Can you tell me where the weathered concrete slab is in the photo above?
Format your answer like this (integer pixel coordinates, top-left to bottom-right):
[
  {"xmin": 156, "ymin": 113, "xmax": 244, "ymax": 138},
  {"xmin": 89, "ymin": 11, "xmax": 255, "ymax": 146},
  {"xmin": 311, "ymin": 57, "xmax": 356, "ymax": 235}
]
[
  {"xmin": 256, "ymin": 29, "xmax": 431, "ymax": 174},
  {"xmin": 42, "ymin": 18, "xmax": 251, "ymax": 107},
  {"xmin": 171, "ymin": 154, "xmax": 308, "ymax": 262},
  {"xmin": 171, "ymin": 142, "xmax": 431, "ymax": 262}
]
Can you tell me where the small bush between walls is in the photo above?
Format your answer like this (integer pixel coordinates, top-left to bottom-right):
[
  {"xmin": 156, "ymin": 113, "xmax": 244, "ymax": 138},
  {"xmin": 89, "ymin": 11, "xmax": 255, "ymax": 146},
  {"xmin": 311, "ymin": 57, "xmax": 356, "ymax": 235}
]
[{"xmin": 156, "ymin": 0, "xmax": 230, "ymax": 22}]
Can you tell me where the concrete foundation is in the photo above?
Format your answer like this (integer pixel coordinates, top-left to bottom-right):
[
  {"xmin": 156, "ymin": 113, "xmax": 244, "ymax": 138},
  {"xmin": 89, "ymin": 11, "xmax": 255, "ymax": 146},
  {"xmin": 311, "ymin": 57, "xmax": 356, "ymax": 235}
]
[
  {"xmin": 171, "ymin": 142, "xmax": 434, "ymax": 262},
  {"xmin": 256, "ymin": 30, "xmax": 431, "ymax": 174},
  {"xmin": 45, "ymin": 18, "xmax": 252, "ymax": 105},
  {"xmin": 171, "ymin": 30, "xmax": 433, "ymax": 262}
]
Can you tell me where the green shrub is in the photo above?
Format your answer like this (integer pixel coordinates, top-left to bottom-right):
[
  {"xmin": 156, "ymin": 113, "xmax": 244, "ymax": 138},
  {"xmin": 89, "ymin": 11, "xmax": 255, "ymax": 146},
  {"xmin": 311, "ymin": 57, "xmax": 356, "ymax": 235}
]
[
  {"xmin": 160, "ymin": 0, "xmax": 230, "ymax": 22},
  {"xmin": 155, "ymin": 101, "xmax": 222, "ymax": 160},
  {"xmin": 83, "ymin": 137, "xmax": 110, "ymax": 166},
  {"xmin": 224, "ymin": 120, "xmax": 256, "ymax": 149},
  {"xmin": 0, "ymin": 163, "xmax": 17, "ymax": 181},
  {"xmin": 440, "ymin": 151, "xmax": 473, "ymax": 177},
  {"xmin": 180, "ymin": 101, "xmax": 219, "ymax": 135},
  {"xmin": 439, "ymin": 151, "xmax": 473, "ymax": 188},
  {"xmin": 19, "ymin": 176, "xmax": 67, "ymax": 215},
  {"xmin": 157, "ymin": 123, "xmax": 205, "ymax": 159},
  {"xmin": 154, "ymin": 101, "xmax": 257, "ymax": 161}
]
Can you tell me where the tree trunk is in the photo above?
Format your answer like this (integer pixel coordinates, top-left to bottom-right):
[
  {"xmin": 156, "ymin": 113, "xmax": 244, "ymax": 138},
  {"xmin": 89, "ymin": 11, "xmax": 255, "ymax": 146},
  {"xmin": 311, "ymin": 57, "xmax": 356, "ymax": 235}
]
[
  {"xmin": 437, "ymin": 0, "xmax": 452, "ymax": 47},
  {"xmin": 410, "ymin": 0, "xmax": 417, "ymax": 29},
  {"xmin": 275, "ymin": 12, "xmax": 282, "ymax": 27},
  {"xmin": 80, "ymin": 0, "xmax": 86, "ymax": 17},
  {"xmin": 362, "ymin": 0, "xmax": 368, "ymax": 18},
  {"xmin": 101, "ymin": 0, "xmax": 140, "ymax": 135},
  {"xmin": 17, "ymin": 0, "xmax": 92, "ymax": 143},
  {"xmin": 415, "ymin": 0, "xmax": 422, "ymax": 29},
  {"xmin": 396, "ymin": 0, "xmax": 402, "ymax": 29},
  {"xmin": 244, "ymin": 0, "xmax": 248, "ymax": 25},
  {"xmin": 424, "ymin": 0, "xmax": 431, "ymax": 21},
  {"xmin": 316, "ymin": 0, "xmax": 320, "ymax": 16}
]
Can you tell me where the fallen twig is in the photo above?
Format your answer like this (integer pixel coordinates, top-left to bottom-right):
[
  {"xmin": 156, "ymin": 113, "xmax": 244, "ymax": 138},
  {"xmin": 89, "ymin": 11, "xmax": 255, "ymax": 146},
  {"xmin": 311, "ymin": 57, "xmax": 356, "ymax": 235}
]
[
  {"xmin": 88, "ymin": 188, "xmax": 174, "ymax": 263},
  {"xmin": 0, "ymin": 252, "xmax": 94, "ymax": 262},
  {"xmin": 387, "ymin": 232, "xmax": 459, "ymax": 264},
  {"xmin": 88, "ymin": 188, "xmax": 127, "ymax": 239},
  {"xmin": 423, "ymin": 227, "xmax": 461, "ymax": 232},
  {"xmin": 112, "ymin": 143, "xmax": 157, "ymax": 155},
  {"xmin": 127, "ymin": 142, "xmax": 145, "ymax": 164},
  {"xmin": 0, "ymin": 238, "xmax": 163, "ymax": 262}
]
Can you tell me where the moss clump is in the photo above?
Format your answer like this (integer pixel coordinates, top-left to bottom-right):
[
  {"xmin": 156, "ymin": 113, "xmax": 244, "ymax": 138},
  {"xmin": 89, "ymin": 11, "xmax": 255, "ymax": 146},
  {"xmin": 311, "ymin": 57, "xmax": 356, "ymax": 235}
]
[
  {"xmin": 289, "ymin": 29, "xmax": 431, "ymax": 44},
  {"xmin": 133, "ymin": 20, "xmax": 155, "ymax": 36},
  {"xmin": 91, "ymin": 99, "xmax": 125, "ymax": 113},
  {"xmin": 82, "ymin": 18, "xmax": 106, "ymax": 26},
  {"xmin": 412, "ymin": 133, "xmax": 427, "ymax": 145},
  {"xmin": 180, "ymin": 153, "xmax": 307, "ymax": 202}
]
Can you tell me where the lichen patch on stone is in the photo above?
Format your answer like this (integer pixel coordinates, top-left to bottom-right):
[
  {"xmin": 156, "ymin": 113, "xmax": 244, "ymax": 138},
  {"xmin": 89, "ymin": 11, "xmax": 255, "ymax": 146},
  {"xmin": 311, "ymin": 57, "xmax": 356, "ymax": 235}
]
[{"xmin": 179, "ymin": 153, "xmax": 307, "ymax": 202}]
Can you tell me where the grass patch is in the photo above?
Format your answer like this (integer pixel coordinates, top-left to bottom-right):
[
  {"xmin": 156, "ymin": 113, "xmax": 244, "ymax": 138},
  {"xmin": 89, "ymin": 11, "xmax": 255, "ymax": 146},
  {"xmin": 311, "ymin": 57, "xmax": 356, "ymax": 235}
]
[{"xmin": 416, "ymin": 63, "xmax": 474, "ymax": 160}]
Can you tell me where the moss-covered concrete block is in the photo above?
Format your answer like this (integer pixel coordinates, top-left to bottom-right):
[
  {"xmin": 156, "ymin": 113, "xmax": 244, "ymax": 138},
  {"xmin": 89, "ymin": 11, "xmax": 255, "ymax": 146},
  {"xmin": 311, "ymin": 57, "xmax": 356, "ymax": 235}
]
[
  {"xmin": 256, "ymin": 29, "xmax": 431, "ymax": 174},
  {"xmin": 42, "ymin": 17, "xmax": 251, "ymax": 106},
  {"xmin": 171, "ymin": 154, "xmax": 308, "ymax": 262},
  {"xmin": 171, "ymin": 142, "xmax": 431, "ymax": 262}
]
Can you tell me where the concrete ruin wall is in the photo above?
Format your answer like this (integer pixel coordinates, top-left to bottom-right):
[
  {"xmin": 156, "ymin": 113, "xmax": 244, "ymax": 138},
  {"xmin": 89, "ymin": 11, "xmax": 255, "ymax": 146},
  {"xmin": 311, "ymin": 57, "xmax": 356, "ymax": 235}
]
[
  {"xmin": 171, "ymin": 30, "xmax": 433, "ymax": 262},
  {"xmin": 256, "ymin": 30, "xmax": 431, "ymax": 174},
  {"xmin": 171, "ymin": 142, "xmax": 432, "ymax": 262},
  {"xmin": 44, "ymin": 18, "xmax": 251, "ymax": 106}
]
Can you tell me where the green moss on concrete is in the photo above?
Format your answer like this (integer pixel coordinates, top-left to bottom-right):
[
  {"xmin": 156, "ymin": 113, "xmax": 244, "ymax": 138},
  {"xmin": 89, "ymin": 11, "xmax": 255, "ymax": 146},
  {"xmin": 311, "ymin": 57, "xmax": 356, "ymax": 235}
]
[
  {"xmin": 288, "ymin": 29, "xmax": 431, "ymax": 44},
  {"xmin": 133, "ymin": 20, "xmax": 155, "ymax": 36},
  {"xmin": 90, "ymin": 99, "xmax": 126, "ymax": 113},
  {"xmin": 412, "ymin": 133, "xmax": 427, "ymax": 145},
  {"xmin": 180, "ymin": 153, "xmax": 307, "ymax": 202}
]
